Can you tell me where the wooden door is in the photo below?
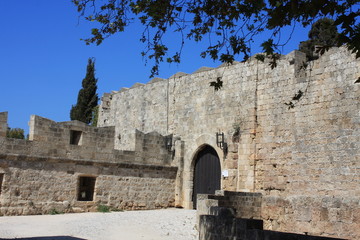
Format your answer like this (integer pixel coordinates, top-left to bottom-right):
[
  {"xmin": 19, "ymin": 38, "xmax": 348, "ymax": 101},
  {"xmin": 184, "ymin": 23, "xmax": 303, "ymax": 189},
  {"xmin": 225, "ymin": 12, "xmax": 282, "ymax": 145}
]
[{"xmin": 192, "ymin": 146, "xmax": 221, "ymax": 209}]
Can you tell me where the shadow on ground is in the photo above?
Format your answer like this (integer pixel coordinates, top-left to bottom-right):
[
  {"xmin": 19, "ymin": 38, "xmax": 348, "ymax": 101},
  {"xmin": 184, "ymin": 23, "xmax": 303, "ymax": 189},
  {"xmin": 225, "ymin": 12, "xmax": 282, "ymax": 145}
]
[{"xmin": 0, "ymin": 237, "xmax": 86, "ymax": 240}]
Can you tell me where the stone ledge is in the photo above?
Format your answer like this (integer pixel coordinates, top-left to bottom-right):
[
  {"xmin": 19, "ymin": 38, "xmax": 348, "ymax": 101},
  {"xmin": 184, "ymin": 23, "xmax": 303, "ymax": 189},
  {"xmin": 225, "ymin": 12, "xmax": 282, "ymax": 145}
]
[{"xmin": 0, "ymin": 153, "xmax": 178, "ymax": 172}]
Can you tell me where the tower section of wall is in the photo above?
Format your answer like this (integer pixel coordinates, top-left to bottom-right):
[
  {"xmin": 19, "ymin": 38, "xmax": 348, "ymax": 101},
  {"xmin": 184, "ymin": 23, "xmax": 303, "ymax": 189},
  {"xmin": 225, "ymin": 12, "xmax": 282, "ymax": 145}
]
[
  {"xmin": 98, "ymin": 80, "xmax": 169, "ymax": 151},
  {"xmin": 255, "ymin": 47, "xmax": 360, "ymax": 239}
]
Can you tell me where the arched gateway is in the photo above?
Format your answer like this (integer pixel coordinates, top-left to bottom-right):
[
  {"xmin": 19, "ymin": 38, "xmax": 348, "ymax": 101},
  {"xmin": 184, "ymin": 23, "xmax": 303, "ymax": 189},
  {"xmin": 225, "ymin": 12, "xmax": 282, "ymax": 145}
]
[{"xmin": 192, "ymin": 145, "xmax": 221, "ymax": 209}]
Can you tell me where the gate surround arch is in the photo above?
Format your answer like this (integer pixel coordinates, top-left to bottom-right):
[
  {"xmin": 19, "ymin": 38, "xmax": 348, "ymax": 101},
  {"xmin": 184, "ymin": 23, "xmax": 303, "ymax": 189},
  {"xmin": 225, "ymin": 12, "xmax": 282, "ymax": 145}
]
[
  {"xmin": 191, "ymin": 144, "xmax": 221, "ymax": 209},
  {"xmin": 182, "ymin": 134, "xmax": 224, "ymax": 209}
]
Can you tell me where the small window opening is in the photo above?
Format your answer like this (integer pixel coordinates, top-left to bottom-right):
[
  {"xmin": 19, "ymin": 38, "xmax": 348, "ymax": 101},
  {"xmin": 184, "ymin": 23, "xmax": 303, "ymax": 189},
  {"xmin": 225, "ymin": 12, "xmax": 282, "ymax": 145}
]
[
  {"xmin": 78, "ymin": 176, "xmax": 96, "ymax": 201},
  {"xmin": 0, "ymin": 174, "xmax": 4, "ymax": 195},
  {"xmin": 70, "ymin": 130, "xmax": 82, "ymax": 145}
]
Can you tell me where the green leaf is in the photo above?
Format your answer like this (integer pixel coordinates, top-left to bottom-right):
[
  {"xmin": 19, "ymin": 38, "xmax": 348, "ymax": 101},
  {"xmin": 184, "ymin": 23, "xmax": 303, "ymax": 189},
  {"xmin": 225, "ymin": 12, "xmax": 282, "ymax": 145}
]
[
  {"xmin": 255, "ymin": 54, "xmax": 265, "ymax": 62},
  {"xmin": 209, "ymin": 77, "xmax": 223, "ymax": 91}
]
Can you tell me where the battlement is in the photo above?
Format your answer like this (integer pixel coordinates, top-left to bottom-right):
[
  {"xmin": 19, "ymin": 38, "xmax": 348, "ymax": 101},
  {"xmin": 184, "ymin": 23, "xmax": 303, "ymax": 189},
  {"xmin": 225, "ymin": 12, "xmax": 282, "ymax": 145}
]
[
  {"xmin": 98, "ymin": 49, "xmax": 309, "ymax": 151},
  {"xmin": 95, "ymin": 46, "xmax": 360, "ymax": 239},
  {"xmin": 0, "ymin": 112, "xmax": 8, "ymax": 137},
  {"xmin": 0, "ymin": 112, "xmax": 173, "ymax": 166},
  {"xmin": 101, "ymin": 50, "xmax": 306, "ymax": 97}
]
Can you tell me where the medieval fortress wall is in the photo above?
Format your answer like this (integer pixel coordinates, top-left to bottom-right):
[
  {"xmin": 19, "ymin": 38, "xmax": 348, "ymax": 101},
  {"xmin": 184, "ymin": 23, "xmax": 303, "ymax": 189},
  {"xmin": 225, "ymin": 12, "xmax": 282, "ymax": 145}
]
[
  {"xmin": 0, "ymin": 47, "xmax": 359, "ymax": 239},
  {"xmin": 256, "ymin": 48, "xmax": 360, "ymax": 238},
  {"xmin": 98, "ymin": 47, "xmax": 360, "ymax": 239},
  {"xmin": 0, "ymin": 113, "xmax": 176, "ymax": 215}
]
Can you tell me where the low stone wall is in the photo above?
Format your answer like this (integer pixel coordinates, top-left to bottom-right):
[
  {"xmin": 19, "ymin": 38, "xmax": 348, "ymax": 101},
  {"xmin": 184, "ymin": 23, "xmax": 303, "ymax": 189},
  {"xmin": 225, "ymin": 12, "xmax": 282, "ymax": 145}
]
[
  {"xmin": 199, "ymin": 207, "xmax": 345, "ymax": 240},
  {"xmin": 197, "ymin": 191, "xmax": 357, "ymax": 239},
  {"xmin": 262, "ymin": 195, "xmax": 360, "ymax": 239},
  {"xmin": 197, "ymin": 191, "xmax": 262, "ymax": 220},
  {"xmin": 196, "ymin": 190, "xmax": 262, "ymax": 232},
  {"xmin": 0, "ymin": 113, "xmax": 177, "ymax": 216},
  {"xmin": 217, "ymin": 191, "xmax": 262, "ymax": 219},
  {"xmin": 0, "ymin": 154, "xmax": 177, "ymax": 215}
]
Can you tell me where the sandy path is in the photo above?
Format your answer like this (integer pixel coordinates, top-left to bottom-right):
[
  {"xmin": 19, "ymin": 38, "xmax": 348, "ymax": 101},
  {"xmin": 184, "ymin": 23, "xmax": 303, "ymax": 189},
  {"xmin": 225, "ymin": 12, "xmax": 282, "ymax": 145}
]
[{"xmin": 0, "ymin": 209, "xmax": 198, "ymax": 240}]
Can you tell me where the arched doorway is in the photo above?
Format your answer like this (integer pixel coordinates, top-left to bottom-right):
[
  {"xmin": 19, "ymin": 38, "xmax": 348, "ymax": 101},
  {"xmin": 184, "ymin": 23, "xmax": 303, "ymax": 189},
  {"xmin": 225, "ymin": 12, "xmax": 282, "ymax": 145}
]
[{"xmin": 192, "ymin": 145, "xmax": 221, "ymax": 209}]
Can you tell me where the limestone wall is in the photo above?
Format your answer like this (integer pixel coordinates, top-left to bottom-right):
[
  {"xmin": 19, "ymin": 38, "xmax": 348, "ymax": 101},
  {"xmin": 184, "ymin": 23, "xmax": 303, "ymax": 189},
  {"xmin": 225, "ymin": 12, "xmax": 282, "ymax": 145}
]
[
  {"xmin": 199, "ymin": 207, "xmax": 345, "ymax": 240},
  {"xmin": 0, "ymin": 112, "xmax": 7, "ymax": 137},
  {"xmin": 0, "ymin": 114, "xmax": 172, "ymax": 166},
  {"xmin": 133, "ymin": 130, "xmax": 173, "ymax": 166},
  {"xmin": 98, "ymin": 79, "xmax": 169, "ymax": 150},
  {"xmin": 0, "ymin": 154, "xmax": 176, "ymax": 215},
  {"xmin": 29, "ymin": 115, "xmax": 115, "ymax": 149},
  {"xmin": 98, "ymin": 47, "xmax": 360, "ymax": 239},
  {"xmin": 262, "ymin": 195, "xmax": 359, "ymax": 239},
  {"xmin": 254, "ymin": 47, "xmax": 360, "ymax": 197},
  {"xmin": 254, "ymin": 47, "xmax": 360, "ymax": 239},
  {"xmin": 0, "ymin": 112, "xmax": 176, "ymax": 215},
  {"xmin": 98, "ymin": 50, "xmax": 304, "ymax": 205},
  {"xmin": 196, "ymin": 191, "xmax": 262, "ymax": 220}
]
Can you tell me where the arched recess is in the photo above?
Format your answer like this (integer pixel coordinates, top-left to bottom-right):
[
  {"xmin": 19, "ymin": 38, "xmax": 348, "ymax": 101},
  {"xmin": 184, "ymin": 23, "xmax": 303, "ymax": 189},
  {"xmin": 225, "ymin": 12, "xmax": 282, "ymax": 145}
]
[{"xmin": 192, "ymin": 145, "xmax": 221, "ymax": 209}]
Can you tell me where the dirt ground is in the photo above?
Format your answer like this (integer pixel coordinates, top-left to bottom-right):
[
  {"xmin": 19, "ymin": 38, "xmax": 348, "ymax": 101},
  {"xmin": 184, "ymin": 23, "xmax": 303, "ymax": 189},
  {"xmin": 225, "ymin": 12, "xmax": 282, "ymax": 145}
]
[{"xmin": 0, "ymin": 209, "xmax": 198, "ymax": 240}]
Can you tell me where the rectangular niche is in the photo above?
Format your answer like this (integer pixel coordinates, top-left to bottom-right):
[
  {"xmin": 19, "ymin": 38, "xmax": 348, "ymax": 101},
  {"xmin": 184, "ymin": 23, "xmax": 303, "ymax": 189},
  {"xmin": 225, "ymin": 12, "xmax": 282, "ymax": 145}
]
[
  {"xmin": 70, "ymin": 130, "xmax": 83, "ymax": 145},
  {"xmin": 77, "ymin": 176, "xmax": 96, "ymax": 201}
]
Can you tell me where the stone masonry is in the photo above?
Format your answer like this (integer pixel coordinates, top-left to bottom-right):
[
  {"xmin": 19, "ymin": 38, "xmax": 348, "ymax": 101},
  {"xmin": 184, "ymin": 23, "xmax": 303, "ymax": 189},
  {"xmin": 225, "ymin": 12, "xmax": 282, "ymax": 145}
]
[
  {"xmin": 199, "ymin": 206, "xmax": 345, "ymax": 240},
  {"xmin": 98, "ymin": 47, "xmax": 360, "ymax": 239},
  {"xmin": 0, "ymin": 113, "xmax": 177, "ymax": 215},
  {"xmin": 1, "ymin": 47, "xmax": 359, "ymax": 239}
]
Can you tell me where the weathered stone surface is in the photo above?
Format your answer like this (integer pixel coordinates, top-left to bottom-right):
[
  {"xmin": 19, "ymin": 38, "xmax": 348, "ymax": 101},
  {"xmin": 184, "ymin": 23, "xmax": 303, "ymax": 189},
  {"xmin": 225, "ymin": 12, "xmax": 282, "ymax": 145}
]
[
  {"xmin": 98, "ymin": 47, "xmax": 360, "ymax": 239},
  {"xmin": 0, "ymin": 154, "xmax": 177, "ymax": 215},
  {"xmin": 0, "ymin": 112, "xmax": 7, "ymax": 138},
  {"xmin": 1, "ymin": 47, "xmax": 360, "ymax": 239},
  {"xmin": 0, "ymin": 113, "xmax": 176, "ymax": 215},
  {"xmin": 199, "ymin": 206, "xmax": 345, "ymax": 240}
]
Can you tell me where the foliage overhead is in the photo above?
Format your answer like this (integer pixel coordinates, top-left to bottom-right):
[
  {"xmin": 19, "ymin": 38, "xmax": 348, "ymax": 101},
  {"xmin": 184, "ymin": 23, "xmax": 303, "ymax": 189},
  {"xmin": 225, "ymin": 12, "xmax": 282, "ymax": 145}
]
[
  {"xmin": 70, "ymin": 58, "xmax": 99, "ymax": 124},
  {"xmin": 7, "ymin": 127, "xmax": 25, "ymax": 139},
  {"xmin": 73, "ymin": 0, "xmax": 360, "ymax": 77},
  {"xmin": 299, "ymin": 18, "xmax": 340, "ymax": 60}
]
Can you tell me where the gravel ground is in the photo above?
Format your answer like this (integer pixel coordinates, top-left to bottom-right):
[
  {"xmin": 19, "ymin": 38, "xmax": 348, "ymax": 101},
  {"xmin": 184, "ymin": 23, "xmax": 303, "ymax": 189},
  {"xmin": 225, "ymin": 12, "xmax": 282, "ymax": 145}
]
[{"xmin": 0, "ymin": 209, "xmax": 198, "ymax": 240}]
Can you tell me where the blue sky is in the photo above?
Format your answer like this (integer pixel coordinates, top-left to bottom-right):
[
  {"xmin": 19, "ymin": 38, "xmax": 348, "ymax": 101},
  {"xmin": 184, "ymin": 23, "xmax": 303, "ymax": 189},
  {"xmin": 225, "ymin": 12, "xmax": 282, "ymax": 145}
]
[{"xmin": 0, "ymin": 1, "xmax": 310, "ymax": 134}]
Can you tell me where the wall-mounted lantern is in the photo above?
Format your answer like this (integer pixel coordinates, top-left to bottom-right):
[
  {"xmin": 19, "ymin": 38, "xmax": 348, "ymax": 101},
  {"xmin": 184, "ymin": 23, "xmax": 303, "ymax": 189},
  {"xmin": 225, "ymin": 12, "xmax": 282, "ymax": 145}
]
[
  {"xmin": 216, "ymin": 131, "xmax": 225, "ymax": 149},
  {"xmin": 165, "ymin": 135, "xmax": 173, "ymax": 152}
]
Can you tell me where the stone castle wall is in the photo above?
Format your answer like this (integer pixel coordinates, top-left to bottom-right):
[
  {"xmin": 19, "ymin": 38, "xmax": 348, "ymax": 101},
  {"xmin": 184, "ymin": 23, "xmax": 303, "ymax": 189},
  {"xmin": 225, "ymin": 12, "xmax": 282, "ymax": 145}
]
[
  {"xmin": 98, "ymin": 50, "xmax": 307, "ymax": 206},
  {"xmin": 0, "ymin": 154, "xmax": 176, "ymax": 215},
  {"xmin": 0, "ymin": 114, "xmax": 171, "ymax": 165},
  {"xmin": 254, "ymin": 48, "xmax": 360, "ymax": 239},
  {"xmin": 98, "ymin": 47, "xmax": 360, "ymax": 239},
  {"xmin": 0, "ymin": 112, "xmax": 176, "ymax": 215},
  {"xmin": 0, "ymin": 112, "xmax": 7, "ymax": 137},
  {"xmin": 1, "ymin": 46, "xmax": 359, "ymax": 238}
]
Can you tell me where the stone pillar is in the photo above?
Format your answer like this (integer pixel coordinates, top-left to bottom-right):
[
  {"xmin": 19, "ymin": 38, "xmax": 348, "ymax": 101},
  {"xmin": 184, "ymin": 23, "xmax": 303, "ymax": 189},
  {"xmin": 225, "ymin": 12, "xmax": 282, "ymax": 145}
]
[
  {"xmin": 222, "ymin": 143, "xmax": 238, "ymax": 191},
  {"xmin": 0, "ymin": 112, "xmax": 8, "ymax": 137},
  {"xmin": 174, "ymin": 139, "xmax": 185, "ymax": 207},
  {"xmin": 237, "ymin": 132, "xmax": 257, "ymax": 191}
]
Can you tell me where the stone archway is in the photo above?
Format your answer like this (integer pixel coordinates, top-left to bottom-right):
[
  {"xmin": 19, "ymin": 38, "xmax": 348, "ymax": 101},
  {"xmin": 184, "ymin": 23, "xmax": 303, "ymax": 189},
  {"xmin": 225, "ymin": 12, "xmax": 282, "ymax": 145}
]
[{"xmin": 192, "ymin": 145, "xmax": 221, "ymax": 209}]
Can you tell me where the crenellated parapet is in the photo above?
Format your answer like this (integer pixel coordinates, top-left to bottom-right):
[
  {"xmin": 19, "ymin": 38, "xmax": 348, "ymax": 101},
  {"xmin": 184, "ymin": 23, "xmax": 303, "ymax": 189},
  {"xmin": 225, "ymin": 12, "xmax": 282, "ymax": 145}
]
[
  {"xmin": 0, "ymin": 112, "xmax": 173, "ymax": 166},
  {"xmin": 0, "ymin": 112, "xmax": 8, "ymax": 138},
  {"xmin": 97, "ymin": 49, "xmax": 309, "ymax": 151},
  {"xmin": 0, "ymin": 112, "xmax": 178, "ymax": 215}
]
